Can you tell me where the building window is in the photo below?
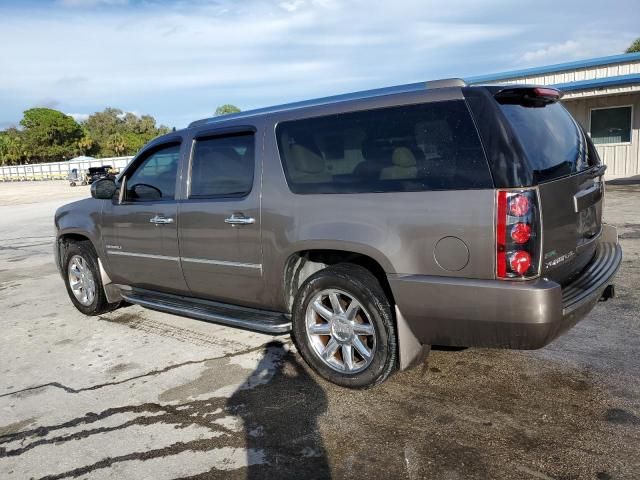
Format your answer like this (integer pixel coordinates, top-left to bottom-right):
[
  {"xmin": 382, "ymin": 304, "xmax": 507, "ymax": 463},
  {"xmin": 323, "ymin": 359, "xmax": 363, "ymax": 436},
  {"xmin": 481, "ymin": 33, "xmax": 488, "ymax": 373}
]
[{"xmin": 590, "ymin": 106, "xmax": 632, "ymax": 144}]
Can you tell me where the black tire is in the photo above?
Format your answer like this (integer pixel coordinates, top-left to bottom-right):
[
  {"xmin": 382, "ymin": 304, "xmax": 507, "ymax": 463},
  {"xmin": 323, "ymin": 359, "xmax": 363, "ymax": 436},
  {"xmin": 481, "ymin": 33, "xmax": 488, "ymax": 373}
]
[
  {"xmin": 62, "ymin": 240, "xmax": 120, "ymax": 315},
  {"xmin": 291, "ymin": 263, "xmax": 397, "ymax": 388}
]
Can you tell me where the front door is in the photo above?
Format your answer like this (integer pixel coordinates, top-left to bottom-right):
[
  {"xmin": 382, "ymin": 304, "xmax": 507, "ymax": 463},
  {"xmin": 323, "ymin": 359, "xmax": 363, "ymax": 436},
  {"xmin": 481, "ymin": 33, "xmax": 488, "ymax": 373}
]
[
  {"xmin": 101, "ymin": 141, "xmax": 189, "ymax": 294},
  {"xmin": 178, "ymin": 130, "xmax": 264, "ymax": 308}
]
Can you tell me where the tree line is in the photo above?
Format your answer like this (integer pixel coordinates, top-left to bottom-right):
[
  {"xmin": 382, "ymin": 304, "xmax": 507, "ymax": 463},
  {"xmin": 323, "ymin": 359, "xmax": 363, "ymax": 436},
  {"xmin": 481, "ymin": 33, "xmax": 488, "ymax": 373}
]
[
  {"xmin": 0, "ymin": 108, "xmax": 171, "ymax": 166},
  {"xmin": 0, "ymin": 103, "xmax": 242, "ymax": 166}
]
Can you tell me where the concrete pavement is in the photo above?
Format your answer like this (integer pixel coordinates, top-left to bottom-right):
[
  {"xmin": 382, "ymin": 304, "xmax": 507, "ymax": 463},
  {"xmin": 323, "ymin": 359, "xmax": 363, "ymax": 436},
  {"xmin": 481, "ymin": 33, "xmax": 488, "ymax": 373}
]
[{"xmin": 0, "ymin": 181, "xmax": 638, "ymax": 479}]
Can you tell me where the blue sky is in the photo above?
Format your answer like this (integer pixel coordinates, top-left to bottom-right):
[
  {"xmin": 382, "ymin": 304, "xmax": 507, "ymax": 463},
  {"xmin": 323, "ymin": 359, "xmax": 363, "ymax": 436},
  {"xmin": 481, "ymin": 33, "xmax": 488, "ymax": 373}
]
[{"xmin": 0, "ymin": 0, "xmax": 637, "ymax": 129}]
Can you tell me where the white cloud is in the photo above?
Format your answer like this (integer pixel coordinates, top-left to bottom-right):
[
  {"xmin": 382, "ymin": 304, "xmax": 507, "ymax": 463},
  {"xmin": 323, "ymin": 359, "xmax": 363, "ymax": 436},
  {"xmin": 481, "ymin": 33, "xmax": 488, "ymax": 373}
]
[
  {"xmin": 58, "ymin": 0, "xmax": 128, "ymax": 7},
  {"xmin": 67, "ymin": 112, "xmax": 90, "ymax": 122},
  {"xmin": 521, "ymin": 40, "xmax": 581, "ymax": 63},
  {"xmin": 279, "ymin": 0, "xmax": 305, "ymax": 12},
  {"xmin": 0, "ymin": 0, "xmax": 636, "ymax": 127}
]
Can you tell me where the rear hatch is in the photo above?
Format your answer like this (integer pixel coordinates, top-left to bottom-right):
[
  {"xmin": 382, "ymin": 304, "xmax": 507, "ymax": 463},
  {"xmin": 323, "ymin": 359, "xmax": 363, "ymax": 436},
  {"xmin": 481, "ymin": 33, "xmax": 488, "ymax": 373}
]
[{"xmin": 495, "ymin": 87, "xmax": 604, "ymax": 285}]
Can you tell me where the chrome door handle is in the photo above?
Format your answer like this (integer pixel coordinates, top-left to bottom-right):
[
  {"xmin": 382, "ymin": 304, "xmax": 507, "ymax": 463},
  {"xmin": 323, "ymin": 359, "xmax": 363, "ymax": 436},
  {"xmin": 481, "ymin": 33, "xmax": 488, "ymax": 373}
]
[
  {"xmin": 225, "ymin": 214, "xmax": 256, "ymax": 226},
  {"xmin": 150, "ymin": 215, "xmax": 174, "ymax": 225}
]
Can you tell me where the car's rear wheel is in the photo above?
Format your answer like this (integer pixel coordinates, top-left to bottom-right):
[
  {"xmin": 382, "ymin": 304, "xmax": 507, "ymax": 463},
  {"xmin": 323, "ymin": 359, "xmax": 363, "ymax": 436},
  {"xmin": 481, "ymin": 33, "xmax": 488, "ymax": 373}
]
[
  {"xmin": 63, "ymin": 241, "xmax": 119, "ymax": 315},
  {"xmin": 292, "ymin": 264, "xmax": 397, "ymax": 388}
]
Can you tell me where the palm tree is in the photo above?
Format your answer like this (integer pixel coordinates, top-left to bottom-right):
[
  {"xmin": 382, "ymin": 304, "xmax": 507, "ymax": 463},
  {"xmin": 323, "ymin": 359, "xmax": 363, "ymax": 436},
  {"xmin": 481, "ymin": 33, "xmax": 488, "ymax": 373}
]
[
  {"xmin": 107, "ymin": 133, "xmax": 126, "ymax": 156},
  {"xmin": 77, "ymin": 135, "xmax": 94, "ymax": 156}
]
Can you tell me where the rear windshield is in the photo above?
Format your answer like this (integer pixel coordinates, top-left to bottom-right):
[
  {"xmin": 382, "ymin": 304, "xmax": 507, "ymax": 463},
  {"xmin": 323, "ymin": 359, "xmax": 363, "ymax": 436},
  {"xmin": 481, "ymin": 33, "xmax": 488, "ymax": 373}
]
[
  {"xmin": 499, "ymin": 102, "xmax": 590, "ymax": 183},
  {"xmin": 276, "ymin": 101, "xmax": 492, "ymax": 194}
]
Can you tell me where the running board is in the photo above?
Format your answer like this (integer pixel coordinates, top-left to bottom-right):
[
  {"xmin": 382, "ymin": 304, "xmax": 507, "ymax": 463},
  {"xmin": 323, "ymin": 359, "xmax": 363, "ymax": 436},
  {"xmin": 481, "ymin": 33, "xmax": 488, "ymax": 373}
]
[{"xmin": 121, "ymin": 290, "xmax": 291, "ymax": 334}]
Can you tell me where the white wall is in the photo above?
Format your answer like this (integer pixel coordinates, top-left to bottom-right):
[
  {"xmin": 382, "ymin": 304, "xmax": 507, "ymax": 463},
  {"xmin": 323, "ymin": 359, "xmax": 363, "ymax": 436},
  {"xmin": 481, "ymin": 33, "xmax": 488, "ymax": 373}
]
[
  {"xmin": 564, "ymin": 93, "xmax": 639, "ymax": 179},
  {"xmin": 0, "ymin": 156, "xmax": 133, "ymax": 181}
]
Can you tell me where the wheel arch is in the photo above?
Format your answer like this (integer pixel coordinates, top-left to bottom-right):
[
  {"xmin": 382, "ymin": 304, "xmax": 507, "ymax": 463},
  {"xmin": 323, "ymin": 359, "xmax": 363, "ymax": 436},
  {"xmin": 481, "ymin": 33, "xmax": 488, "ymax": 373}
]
[
  {"xmin": 282, "ymin": 248, "xmax": 395, "ymax": 313},
  {"xmin": 56, "ymin": 231, "xmax": 122, "ymax": 304},
  {"xmin": 282, "ymin": 248, "xmax": 425, "ymax": 371},
  {"xmin": 56, "ymin": 232, "xmax": 96, "ymax": 271}
]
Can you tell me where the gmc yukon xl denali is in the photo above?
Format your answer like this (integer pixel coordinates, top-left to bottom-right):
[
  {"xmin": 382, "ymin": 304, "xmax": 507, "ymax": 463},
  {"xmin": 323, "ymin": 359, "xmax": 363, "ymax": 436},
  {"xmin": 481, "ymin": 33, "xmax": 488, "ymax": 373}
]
[{"xmin": 54, "ymin": 79, "xmax": 622, "ymax": 388}]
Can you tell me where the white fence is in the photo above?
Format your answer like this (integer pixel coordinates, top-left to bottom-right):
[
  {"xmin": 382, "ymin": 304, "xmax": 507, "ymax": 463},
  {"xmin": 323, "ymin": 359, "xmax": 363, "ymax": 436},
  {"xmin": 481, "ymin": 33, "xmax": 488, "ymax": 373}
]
[{"xmin": 0, "ymin": 156, "xmax": 134, "ymax": 182}]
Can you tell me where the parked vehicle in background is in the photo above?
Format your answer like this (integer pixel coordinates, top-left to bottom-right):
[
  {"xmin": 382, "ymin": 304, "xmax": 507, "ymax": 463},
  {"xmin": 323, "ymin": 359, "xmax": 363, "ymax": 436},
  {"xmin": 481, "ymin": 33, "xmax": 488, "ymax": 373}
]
[
  {"xmin": 54, "ymin": 79, "xmax": 622, "ymax": 388},
  {"xmin": 67, "ymin": 168, "xmax": 85, "ymax": 187},
  {"xmin": 86, "ymin": 165, "xmax": 115, "ymax": 184}
]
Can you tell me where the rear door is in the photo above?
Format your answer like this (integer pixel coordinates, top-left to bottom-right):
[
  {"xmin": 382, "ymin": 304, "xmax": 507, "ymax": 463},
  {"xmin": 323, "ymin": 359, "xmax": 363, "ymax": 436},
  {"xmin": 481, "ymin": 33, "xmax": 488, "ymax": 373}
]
[
  {"xmin": 178, "ymin": 128, "xmax": 264, "ymax": 308},
  {"xmin": 497, "ymin": 96, "xmax": 603, "ymax": 284}
]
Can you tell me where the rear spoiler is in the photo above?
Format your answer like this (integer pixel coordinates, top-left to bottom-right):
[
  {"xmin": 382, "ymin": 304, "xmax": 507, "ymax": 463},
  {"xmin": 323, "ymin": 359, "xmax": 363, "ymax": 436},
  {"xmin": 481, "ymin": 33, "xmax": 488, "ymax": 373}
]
[{"xmin": 494, "ymin": 86, "xmax": 563, "ymax": 107}]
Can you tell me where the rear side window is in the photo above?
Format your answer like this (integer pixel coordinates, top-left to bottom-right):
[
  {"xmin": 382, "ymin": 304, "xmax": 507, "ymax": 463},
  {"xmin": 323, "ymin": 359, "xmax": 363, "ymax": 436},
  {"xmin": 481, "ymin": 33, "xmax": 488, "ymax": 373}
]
[
  {"xmin": 276, "ymin": 101, "xmax": 492, "ymax": 194},
  {"xmin": 189, "ymin": 133, "xmax": 254, "ymax": 198},
  {"xmin": 499, "ymin": 102, "xmax": 590, "ymax": 183}
]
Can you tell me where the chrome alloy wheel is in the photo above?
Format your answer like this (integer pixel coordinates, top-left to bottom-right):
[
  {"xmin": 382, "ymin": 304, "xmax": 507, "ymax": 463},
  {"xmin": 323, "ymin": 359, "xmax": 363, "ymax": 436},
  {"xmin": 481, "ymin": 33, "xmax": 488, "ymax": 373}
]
[
  {"xmin": 305, "ymin": 288, "xmax": 377, "ymax": 373},
  {"xmin": 68, "ymin": 254, "xmax": 96, "ymax": 306}
]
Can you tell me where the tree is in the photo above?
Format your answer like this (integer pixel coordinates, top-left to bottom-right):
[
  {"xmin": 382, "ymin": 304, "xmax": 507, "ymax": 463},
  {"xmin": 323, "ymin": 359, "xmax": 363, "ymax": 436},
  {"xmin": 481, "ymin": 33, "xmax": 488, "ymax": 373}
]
[
  {"xmin": 0, "ymin": 128, "xmax": 26, "ymax": 166},
  {"xmin": 19, "ymin": 108, "xmax": 83, "ymax": 163},
  {"xmin": 626, "ymin": 38, "xmax": 640, "ymax": 53},
  {"xmin": 84, "ymin": 108, "xmax": 171, "ymax": 157},
  {"xmin": 77, "ymin": 129, "xmax": 95, "ymax": 156},
  {"xmin": 0, "ymin": 107, "xmax": 171, "ymax": 164},
  {"xmin": 214, "ymin": 104, "xmax": 241, "ymax": 116},
  {"xmin": 84, "ymin": 108, "xmax": 123, "ymax": 153}
]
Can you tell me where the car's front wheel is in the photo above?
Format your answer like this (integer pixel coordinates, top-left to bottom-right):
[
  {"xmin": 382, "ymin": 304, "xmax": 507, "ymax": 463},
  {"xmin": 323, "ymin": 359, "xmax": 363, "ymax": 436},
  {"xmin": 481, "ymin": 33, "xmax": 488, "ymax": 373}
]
[
  {"xmin": 292, "ymin": 264, "xmax": 397, "ymax": 388},
  {"xmin": 62, "ymin": 241, "xmax": 119, "ymax": 315}
]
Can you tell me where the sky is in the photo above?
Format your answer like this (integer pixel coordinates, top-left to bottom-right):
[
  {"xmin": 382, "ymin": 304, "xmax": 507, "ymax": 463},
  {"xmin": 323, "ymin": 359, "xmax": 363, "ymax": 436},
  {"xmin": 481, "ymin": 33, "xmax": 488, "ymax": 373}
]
[{"xmin": 0, "ymin": 0, "xmax": 637, "ymax": 129}]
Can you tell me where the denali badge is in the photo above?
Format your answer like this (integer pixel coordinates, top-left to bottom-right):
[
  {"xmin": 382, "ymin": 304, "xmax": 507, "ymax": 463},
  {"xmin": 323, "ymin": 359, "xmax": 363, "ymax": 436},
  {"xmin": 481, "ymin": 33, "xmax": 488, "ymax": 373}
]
[
  {"xmin": 545, "ymin": 250, "xmax": 576, "ymax": 269},
  {"xmin": 105, "ymin": 245, "xmax": 122, "ymax": 250}
]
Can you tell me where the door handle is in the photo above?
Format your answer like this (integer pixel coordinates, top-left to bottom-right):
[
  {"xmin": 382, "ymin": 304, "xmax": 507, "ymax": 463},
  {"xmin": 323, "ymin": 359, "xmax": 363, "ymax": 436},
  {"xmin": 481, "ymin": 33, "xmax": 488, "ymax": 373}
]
[
  {"xmin": 150, "ymin": 215, "xmax": 174, "ymax": 225},
  {"xmin": 224, "ymin": 213, "xmax": 256, "ymax": 226}
]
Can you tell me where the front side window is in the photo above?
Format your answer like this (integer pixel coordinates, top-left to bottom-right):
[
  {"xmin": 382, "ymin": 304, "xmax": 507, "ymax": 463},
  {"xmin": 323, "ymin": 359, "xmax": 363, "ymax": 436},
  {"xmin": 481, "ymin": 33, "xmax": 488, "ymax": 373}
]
[
  {"xmin": 189, "ymin": 133, "xmax": 254, "ymax": 198},
  {"xmin": 276, "ymin": 101, "xmax": 492, "ymax": 194},
  {"xmin": 591, "ymin": 106, "xmax": 632, "ymax": 144},
  {"xmin": 126, "ymin": 143, "xmax": 181, "ymax": 201}
]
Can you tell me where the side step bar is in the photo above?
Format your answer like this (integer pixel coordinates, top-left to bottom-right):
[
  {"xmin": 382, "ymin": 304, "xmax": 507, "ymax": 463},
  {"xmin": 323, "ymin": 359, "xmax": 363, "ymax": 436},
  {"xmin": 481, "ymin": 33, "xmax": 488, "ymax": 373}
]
[{"xmin": 121, "ymin": 290, "xmax": 291, "ymax": 334}]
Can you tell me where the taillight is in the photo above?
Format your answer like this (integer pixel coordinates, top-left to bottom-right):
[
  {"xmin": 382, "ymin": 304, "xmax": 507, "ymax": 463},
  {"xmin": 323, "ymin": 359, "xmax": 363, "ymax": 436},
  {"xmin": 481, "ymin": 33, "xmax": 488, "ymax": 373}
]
[
  {"xmin": 510, "ymin": 223, "xmax": 531, "ymax": 244},
  {"xmin": 509, "ymin": 250, "xmax": 532, "ymax": 275},
  {"xmin": 496, "ymin": 189, "xmax": 541, "ymax": 280}
]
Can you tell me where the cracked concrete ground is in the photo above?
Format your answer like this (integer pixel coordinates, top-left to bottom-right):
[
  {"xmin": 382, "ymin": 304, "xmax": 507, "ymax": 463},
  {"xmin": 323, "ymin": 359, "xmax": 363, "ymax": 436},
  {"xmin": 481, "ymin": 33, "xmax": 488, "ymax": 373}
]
[{"xmin": 0, "ymin": 181, "xmax": 638, "ymax": 479}]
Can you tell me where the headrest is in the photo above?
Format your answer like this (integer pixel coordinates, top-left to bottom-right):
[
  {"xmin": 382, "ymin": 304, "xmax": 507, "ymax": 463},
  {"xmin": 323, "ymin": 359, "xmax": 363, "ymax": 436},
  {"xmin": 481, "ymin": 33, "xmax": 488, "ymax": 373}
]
[
  {"xmin": 290, "ymin": 144, "xmax": 325, "ymax": 174},
  {"xmin": 392, "ymin": 147, "xmax": 416, "ymax": 168}
]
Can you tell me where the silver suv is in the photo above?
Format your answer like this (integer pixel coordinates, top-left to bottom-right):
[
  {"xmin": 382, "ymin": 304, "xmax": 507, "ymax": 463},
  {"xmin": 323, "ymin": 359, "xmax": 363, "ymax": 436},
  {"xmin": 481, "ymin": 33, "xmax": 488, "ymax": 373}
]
[{"xmin": 55, "ymin": 79, "xmax": 622, "ymax": 388}]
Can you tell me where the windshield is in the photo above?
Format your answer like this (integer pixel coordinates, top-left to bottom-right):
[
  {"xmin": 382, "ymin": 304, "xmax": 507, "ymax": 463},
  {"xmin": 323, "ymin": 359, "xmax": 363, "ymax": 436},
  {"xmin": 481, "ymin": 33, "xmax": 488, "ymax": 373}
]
[{"xmin": 499, "ymin": 102, "xmax": 591, "ymax": 183}]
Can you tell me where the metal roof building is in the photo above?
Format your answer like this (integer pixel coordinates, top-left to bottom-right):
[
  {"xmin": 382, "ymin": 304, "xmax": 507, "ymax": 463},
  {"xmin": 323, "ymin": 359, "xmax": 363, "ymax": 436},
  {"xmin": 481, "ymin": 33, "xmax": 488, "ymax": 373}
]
[{"xmin": 467, "ymin": 52, "xmax": 640, "ymax": 179}]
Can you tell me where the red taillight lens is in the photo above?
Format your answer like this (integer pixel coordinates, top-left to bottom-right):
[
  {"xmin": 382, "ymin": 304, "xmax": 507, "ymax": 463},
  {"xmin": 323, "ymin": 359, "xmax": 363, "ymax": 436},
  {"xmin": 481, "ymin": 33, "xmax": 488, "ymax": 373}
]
[
  {"xmin": 509, "ymin": 195, "xmax": 530, "ymax": 216},
  {"xmin": 511, "ymin": 223, "xmax": 531, "ymax": 244},
  {"xmin": 510, "ymin": 250, "xmax": 532, "ymax": 275},
  {"xmin": 496, "ymin": 189, "xmax": 540, "ymax": 280},
  {"xmin": 496, "ymin": 191, "xmax": 508, "ymax": 278}
]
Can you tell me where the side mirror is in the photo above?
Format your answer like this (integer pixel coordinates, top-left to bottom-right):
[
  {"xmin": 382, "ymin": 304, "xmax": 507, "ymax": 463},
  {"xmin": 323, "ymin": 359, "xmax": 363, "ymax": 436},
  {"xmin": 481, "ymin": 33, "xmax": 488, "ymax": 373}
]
[{"xmin": 91, "ymin": 177, "xmax": 117, "ymax": 199}]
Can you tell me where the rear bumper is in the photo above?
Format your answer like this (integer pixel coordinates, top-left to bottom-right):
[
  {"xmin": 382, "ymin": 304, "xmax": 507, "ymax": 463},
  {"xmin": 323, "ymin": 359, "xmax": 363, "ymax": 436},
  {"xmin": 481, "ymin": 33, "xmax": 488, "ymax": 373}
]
[{"xmin": 389, "ymin": 226, "xmax": 622, "ymax": 349}]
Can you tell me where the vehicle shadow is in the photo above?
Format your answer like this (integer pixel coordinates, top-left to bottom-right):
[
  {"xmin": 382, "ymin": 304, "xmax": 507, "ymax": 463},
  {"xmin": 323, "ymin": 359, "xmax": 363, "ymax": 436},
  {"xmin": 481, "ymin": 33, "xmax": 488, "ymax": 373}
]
[{"xmin": 227, "ymin": 340, "xmax": 331, "ymax": 480}]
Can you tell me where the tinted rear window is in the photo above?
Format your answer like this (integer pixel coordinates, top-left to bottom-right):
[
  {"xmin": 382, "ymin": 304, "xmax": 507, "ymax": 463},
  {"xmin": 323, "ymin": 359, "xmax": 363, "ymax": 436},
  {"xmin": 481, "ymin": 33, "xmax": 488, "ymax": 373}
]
[
  {"xmin": 276, "ymin": 101, "xmax": 492, "ymax": 194},
  {"xmin": 499, "ymin": 102, "xmax": 590, "ymax": 183}
]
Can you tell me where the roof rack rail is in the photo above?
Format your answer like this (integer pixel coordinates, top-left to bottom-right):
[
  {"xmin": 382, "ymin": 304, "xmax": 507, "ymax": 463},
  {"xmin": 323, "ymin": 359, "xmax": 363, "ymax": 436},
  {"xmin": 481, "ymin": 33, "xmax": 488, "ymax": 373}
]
[
  {"xmin": 188, "ymin": 77, "xmax": 467, "ymax": 128},
  {"xmin": 425, "ymin": 78, "xmax": 467, "ymax": 88}
]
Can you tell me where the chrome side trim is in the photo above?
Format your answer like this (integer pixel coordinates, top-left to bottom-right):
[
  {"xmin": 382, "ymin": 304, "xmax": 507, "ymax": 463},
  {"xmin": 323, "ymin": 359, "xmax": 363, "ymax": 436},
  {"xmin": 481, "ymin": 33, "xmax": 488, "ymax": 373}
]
[
  {"xmin": 107, "ymin": 250, "xmax": 180, "ymax": 261},
  {"xmin": 106, "ymin": 250, "xmax": 261, "ymax": 269},
  {"xmin": 181, "ymin": 257, "xmax": 262, "ymax": 269}
]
